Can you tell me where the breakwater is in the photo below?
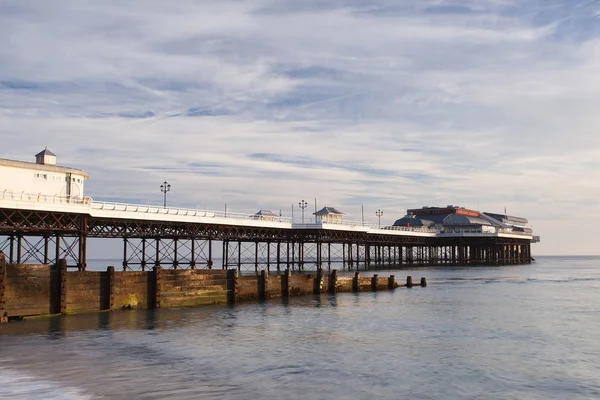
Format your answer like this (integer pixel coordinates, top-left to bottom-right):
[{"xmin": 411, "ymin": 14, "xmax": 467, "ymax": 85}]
[{"xmin": 0, "ymin": 257, "xmax": 425, "ymax": 322}]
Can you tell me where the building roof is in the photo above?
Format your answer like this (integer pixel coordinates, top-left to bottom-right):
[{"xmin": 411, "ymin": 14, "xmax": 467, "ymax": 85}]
[
  {"xmin": 393, "ymin": 215, "xmax": 435, "ymax": 227},
  {"xmin": 35, "ymin": 148, "xmax": 57, "ymax": 157},
  {"xmin": 484, "ymin": 212, "xmax": 528, "ymax": 225},
  {"xmin": 442, "ymin": 214, "xmax": 491, "ymax": 227},
  {"xmin": 0, "ymin": 158, "xmax": 90, "ymax": 178},
  {"xmin": 253, "ymin": 210, "xmax": 278, "ymax": 217},
  {"xmin": 314, "ymin": 206, "xmax": 344, "ymax": 215}
]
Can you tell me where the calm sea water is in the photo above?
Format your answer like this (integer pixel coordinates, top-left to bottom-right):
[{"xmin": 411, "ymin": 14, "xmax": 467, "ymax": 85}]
[{"xmin": 1, "ymin": 256, "xmax": 600, "ymax": 399}]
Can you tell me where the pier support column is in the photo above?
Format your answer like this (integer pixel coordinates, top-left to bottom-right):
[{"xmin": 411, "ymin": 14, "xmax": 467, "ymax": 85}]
[
  {"xmin": 267, "ymin": 241, "xmax": 271, "ymax": 272},
  {"xmin": 122, "ymin": 238, "xmax": 128, "ymax": 271},
  {"xmin": 222, "ymin": 240, "xmax": 228, "ymax": 270},
  {"xmin": 9, "ymin": 235, "xmax": 14, "ymax": 264},
  {"xmin": 173, "ymin": 238, "xmax": 179, "ymax": 269},
  {"xmin": 255, "ymin": 241, "xmax": 259, "ymax": 273},
  {"xmin": 43, "ymin": 235, "xmax": 50, "ymax": 264},
  {"xmin": 237, "ymin": 240, "xmax": 242, "ymax": 272},
  {"xmin": 276, "ymin": 241, "xmax": 281, "ymax": 272},
  {"xmin": 207, "ymin": 239, "xmax": 213, "ymax": 270},
  {"xmin": 17, "ymin": 235, "xmax": 22, "ymax": 264},
  {"xmin": 155, "ymin": 238, "xmax": 160, "ymax": 267},
  {"xmin": 141, "ymin": 239, "xmax": 147, "ymax": 271}
]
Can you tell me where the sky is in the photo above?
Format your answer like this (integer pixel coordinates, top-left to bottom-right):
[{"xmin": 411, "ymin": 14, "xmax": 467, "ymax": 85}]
[{"xmin": 1, "ymin": 0, "xmax": 600, "ymax": 255}]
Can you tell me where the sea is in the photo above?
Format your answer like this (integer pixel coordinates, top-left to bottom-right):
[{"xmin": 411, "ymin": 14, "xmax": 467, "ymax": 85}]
[{"xmin": 1, "ymin": 256, "xmax": 599, "ymax": 399}]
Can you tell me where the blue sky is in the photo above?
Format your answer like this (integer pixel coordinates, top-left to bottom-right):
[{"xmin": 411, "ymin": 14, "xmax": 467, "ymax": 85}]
[{"xmin": 2, "ymin": 0, "xmax": 600, "ymax": 255}]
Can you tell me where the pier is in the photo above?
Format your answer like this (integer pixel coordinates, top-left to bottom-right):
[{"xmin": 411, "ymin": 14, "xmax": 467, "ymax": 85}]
[
  {"xmin": 0, "ymin": 190, "xmax": 535, "ymax": 272},
  {"xmin": 0, "ymin": 149, "xmax": 538, "ymax": 321}
]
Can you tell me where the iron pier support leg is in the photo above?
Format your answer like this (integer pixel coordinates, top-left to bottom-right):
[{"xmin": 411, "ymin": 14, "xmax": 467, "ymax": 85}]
[
  {"xmin": 255, "ymin": 241, "xmax": 259, "ymax": 273},
  {"xmin": 123, "ymin": 238, "xmax": 128, "ymax": 271},
  {"xmin": 17, "ymin": 235, "xmax": 22, "ymax": 264},
  {"xmin": 267, "ymin": 241, "xmax": 271, "ymax": 272},
  {"xmin": 189, "ymin": 238, "xmax": 195, "ymax": 270},
  {"xmin": 43, "ymin": 235, "xmax": 49, "ymax": 264},
  {"xmin": 291, "ymin": 242, "xmax": 295, "ymax": 271},
  {"xmin": 208, "ymin": 238, "xmax": 213, "ymax": 269},
  {"xmin": 277, "ymin": 241, "xmax": 281, "ymax": 272},
  {"xmin": 141, "ymin": 238, "xmax": 147, "ymax": 271},
  {"xmin": 237, "ymin": 240, "xmax": 241, "ymax": 272},
  {"xmin": 155, "ymin": 238, "xmax": 161, "ymax": 267},
  {"xmin": 222, "ymin": 240, "xmax": 228, "ymax": 270},
  {"xmin": 328, "ymin": 243, "xmax": 331, "ymax": 271},
  {"xmin": 9, "ymin": 235, "xmax": 14, "ymax": 264},
  {"xmin": 172, "ymin": 238, "xmax": 178, "ymax": 269},
  {"xmin": 55, "ymin": 234, "xmax": 61, "ymax": 266}
]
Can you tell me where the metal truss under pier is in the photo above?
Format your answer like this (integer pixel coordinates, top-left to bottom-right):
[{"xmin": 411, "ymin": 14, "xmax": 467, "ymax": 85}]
[{"xmin": 0, "ymin": 208, "xmax": 532, "ymax": 272}]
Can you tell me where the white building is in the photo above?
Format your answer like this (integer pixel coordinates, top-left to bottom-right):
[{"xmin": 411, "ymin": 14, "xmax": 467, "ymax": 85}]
[
  {"xmin": 0, "ymin": 148, "xmax": 89, "ymax": 199},
  {"xmin": 314, "ymin": 207, "xmax": 344, "ymax": 224}
]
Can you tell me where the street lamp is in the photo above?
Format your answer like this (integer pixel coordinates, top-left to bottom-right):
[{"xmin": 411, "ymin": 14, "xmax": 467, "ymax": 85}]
[
  {"xmin": 299, "ymin": 199, "xmax": 308, "ymax": 223},
  {"xmin": 376, "ymin": 209, "xmax": 383, "ymax": 228},
  {"xmin": 160, "ymin": 181, "xmax": 171, "ymax": 209}
]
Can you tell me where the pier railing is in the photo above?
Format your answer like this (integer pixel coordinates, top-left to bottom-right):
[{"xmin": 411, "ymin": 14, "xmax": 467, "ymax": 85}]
[
  {"xmin": 90, "ymin": 200, "xmax": 294, "ymax": 223},
  {"xmin": 0, "ymin": 190, "xmax": 91, "ymax": 205},
  {"xmin": 0, "ymin": 190, "xmax": 533, "ymax": 237}
]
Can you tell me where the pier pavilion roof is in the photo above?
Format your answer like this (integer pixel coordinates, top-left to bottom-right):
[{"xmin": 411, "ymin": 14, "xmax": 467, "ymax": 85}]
[
  {"xmin": 313, "ymin": 207, "xmax": 344, "ymax": 215},
  {"xmin": 393, "ymin": 215, "xmax": 436, "ymax": 227},
  {"xmin": 252, "ymin": 210, "xmax": 279, "ymax": 220},
  {"xmin": 442, "ymin": 214, "xmax": 491, "ymax": 227}
]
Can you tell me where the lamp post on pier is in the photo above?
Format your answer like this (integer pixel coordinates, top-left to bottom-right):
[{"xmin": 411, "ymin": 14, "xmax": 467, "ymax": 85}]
[
  {"xmin": 299, "ymin": 199, "xmax": 308, "ymax": 223},
  {"xmin": 376, "ymin": 209, "xmax": 383, "ymax": 228},
  {"xmin": 160, "ymin": 181, "xmax": 171, "ymax": 209}
]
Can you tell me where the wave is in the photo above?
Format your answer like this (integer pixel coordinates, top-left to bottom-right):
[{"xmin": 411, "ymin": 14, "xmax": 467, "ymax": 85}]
[{"xmin": 0, "ymin": 366, "xmax": 94, "ymax": 400}]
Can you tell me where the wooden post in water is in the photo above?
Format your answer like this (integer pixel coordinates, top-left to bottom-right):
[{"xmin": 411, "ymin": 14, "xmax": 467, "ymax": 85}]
[
  {"xmin": 227, "ymin": 269, "xmax": 238, "ymax": 304},
  {"xmin": 107, "ymin": 266, "xmax": 115, "ymax": 310},
  {"xmin": 282, "ymin": 268, "xmax": 291, "ymax": 298},
  {"xmin": 353, "ymin": 271, "xmax": 360, "ymax": 292},
  {"xmin": 371, "ymin": 274, "xmax": 378, "ymax": 291},
  {"xmin": 314, "ymin": 269, "xmax": 323, "ymax": 295},
  {"xmin": 259, "ymin": 269, "xmax": 268, "ymax": 300},
  {"xmin": 328, "ymin": 270, "xmax": 338, "ymax": 294},
  {"xmin": 0, "ymin": 253, "xmax": 6, "ymax": 323},
  {"xmin": 58, "ymin": 258, "xmax": 68, "ymax": 314},
  {"xmin": 388, "ymin": 275, "xmax": 396, "ymax": 289},
  {"xmin": 406, "ymin": 275, "xmax": 413, "ymax": 288},
  {"xmin": 420, "ymin": 277, "xmax": 427, "ymax": 287},
  {"xmin": 151, "ymin": 266, "xmax": 162, "ymax": 309}
]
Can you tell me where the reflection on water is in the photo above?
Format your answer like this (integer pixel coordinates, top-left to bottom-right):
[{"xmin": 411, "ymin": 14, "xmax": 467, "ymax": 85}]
[{"xmin": 1, "ymin": 256, "xmax": 600, "ymax": 399}]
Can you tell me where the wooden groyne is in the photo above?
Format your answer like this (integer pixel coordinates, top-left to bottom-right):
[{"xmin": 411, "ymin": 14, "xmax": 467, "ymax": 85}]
[{"xmin": 0, "ymin": 257, "xmax": 426, "ymax": 323}]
